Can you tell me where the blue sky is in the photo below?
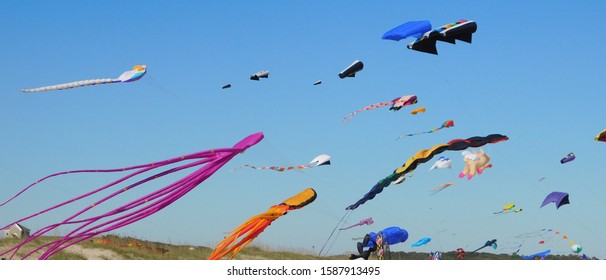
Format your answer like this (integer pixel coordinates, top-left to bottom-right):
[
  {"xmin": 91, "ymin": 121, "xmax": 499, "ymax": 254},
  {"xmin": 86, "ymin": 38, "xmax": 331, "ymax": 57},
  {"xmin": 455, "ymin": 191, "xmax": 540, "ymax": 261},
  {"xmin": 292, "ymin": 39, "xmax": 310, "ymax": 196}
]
[{"xmin": 2, "ymin": 1, "xmax": 606, "ymax": 259}]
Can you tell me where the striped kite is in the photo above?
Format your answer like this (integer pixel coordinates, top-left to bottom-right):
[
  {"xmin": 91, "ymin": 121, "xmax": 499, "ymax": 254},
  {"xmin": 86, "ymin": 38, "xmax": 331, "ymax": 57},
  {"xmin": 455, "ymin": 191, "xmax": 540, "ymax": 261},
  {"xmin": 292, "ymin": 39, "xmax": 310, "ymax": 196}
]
[
  {"xmin": 343, "ymin": 95, "xmax": 418, "ymax": 123},
  {"xmin": 208, "ymin": 188, "xmax": 317, "ymax": 260},
  {"xmin": 233, "ymin": 154, "xmax": 331, "ymax": 172},
  {"xmin": 346, "ymin": 134, "xmax": 508, "ymax": 210},
  {"xmin": 21, "ymin": 65, "xmax": 147, "ymax": 93},
  {"xmin": 396, "ymin": 120, "xmax": 454, "ymax": 140}
]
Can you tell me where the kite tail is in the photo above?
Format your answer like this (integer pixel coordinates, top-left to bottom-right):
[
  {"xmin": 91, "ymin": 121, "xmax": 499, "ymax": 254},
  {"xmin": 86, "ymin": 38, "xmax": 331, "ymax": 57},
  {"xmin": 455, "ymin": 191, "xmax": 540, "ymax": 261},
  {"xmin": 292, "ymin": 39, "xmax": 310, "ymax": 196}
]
[
  {"xmin": 20, "ymin": 78, "xmax": 119, "ymax": 93},
  {"xmin": 209, "ymin": 212, "xmax": 279, "ymax": 260}
]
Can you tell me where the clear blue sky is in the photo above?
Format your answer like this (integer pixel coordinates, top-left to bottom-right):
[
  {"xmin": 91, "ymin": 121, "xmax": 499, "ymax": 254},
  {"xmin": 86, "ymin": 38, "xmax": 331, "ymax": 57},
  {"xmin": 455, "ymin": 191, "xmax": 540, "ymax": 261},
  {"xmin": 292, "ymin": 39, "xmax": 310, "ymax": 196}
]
[{"xmin": 2, "ymin": 1, "xmax": 606, "ymax": 259}]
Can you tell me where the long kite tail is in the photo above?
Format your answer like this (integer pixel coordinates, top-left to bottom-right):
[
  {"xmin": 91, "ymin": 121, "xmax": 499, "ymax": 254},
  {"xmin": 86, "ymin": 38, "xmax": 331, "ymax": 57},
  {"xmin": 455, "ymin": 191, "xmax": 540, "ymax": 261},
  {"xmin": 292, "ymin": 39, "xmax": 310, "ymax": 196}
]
[{"xmin": 20, "ymin": 78, "xmax": 119, "ymax": 93}]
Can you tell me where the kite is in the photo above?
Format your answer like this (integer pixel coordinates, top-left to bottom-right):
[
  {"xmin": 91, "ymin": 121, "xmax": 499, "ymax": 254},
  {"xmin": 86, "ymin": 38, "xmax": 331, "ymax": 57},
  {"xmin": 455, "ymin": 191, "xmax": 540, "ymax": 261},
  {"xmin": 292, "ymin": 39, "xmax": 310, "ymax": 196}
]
[
  {"xmin": 411, "ymin": 237, "xmax": 431, "ymax": 247},
  {"xmin": 382, "ymin": 20, "xmax": 432, "ymax": 42},
  {"xmin": 493, "ymin": 203, "xmax": 522, "ymax": 215},
  {"xmin": 456, "ymin": 248, "xmax": 465, "ymax": 259},
  {"xmin": 346, "ymin": 134, "xmax": 508, "ymax": 210},
  {"xmin": 351, "ymin": 226, "xmax": 408, "ymax": 260},
  {"xmin": 343, "ymin": 95, "xmax": 418, "ymax": 123},
  {"xmin": 222, "ymin": 84, "xmax": 232, "ymax": 89},
  {"xmin": 0, "ymin": 132, "xmax": 264, "ymax": 260},
  {"xmin": 208, "ymin": 188, "xmax": 317, "ymax": 260},
  {"xmin": 396, "ymin": 120, "xmax": 454, "ymax": 139},
  {"xmin": 470, "ymin": 239, "xmax": 497, "ymax": 254},
  {"xmin": 429, "ymin": 182, "xmax": 455, "ymax": 196},
  {"xmin": 459, "ymin": 149, "xmax": 492, "ymax": 180},
  {"xmin": 338, "ymin": 60, "xmax": 364, "ymax": 79},
  {"xmin": 340, "ymin": 217, "xmax": 374, "ymax": 230},
  {"xmin": 250, "ymin": 71, "xmax": 269, "ymax": 80},
  {"xmin": 407, "ymin": 20, "xmax": 477, "ymax": 55},
  {"xmin": 410, "ymin": 107, "xmax": 426, "ymax": 115},
  {"xmin": 540, "ymin": 191, "xmax": 570, "ymax": 209},
  {"xmin": 20, "ymin": 65, "xmax": 147, "ymax": 93},
  {"xmin": 233, "ymin": 154, "xmax": 331, "ymax": 172},
  {"xmin": 313, "ymin": 80, "xmax": 322, "ymax": 86},
  {"xmin": 595, "ymin": 129, "xmax": 606, "ymax": 142},
  {"xmin": 560, "ymin": 153, "xmax": 575, "ymax": 164},
  {"xmin": 428, "ymin": 156, "xmax": 452, "ymax": 170},
  {"xmin": 522, "ymin": 250, "xmax": 551, "ymax": 260}
]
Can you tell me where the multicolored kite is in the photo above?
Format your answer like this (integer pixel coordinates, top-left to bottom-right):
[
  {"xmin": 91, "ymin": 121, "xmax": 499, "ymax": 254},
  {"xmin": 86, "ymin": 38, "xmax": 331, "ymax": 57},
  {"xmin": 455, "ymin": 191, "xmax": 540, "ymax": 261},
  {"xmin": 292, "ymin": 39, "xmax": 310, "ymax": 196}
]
[
  {"xmin": 0, "ymin": 132, "xmax": 264, "ymax": 260},
  {"xmin": 343, "ymin": 95, "xmax": 418, "ymax": 123},
  {"xmin": 560, "ymin": 153, "xmax": 575, "ymax": 164},
  {"xmin": 459, "ymin": 149, "xmax": 492, "ymax": 180},
  {"xmin": 21, "ymin": 65, "xmax": 147, "ymax": 93},
  {"xmin": 346, "ymin": 134, "xmax": 508, "ymax": 210},
  {"xmin": 428, "ymin": 156, "xmax": 452, "ymax": 170},
  {"xmin": 208, "ymin": 188, "xmax": 317, "ymax": 260},
  {"xmin": 233, "ymin": 154, "xmax": 331, "ymax": 172},
  {"xmin": 396, "ymin": 120, "xmax": 454, "ymax": 139},
  {"xmin": 493, "ymin": 203, "xmax": 522, "ymax": 215}
]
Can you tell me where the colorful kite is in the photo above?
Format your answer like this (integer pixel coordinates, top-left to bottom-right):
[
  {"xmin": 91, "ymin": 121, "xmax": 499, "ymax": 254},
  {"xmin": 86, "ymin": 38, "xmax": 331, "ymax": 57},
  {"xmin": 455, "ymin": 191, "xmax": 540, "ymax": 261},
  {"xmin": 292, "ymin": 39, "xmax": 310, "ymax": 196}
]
[
  {"xmin": 0, "ymin": 132, "xmax": 264, "ymax": 260},
  {"xmin": 560, "ymin": 153, "xmax": 575, "ymax": 164},
  {"xmin": 540, "ymin": 191, "xmax": 570, "ymax": 209},
  {"xmin": 411, "ymin": 237, "xmax": 431, "ymax": 247},
  {"xmin": 208, "ymin": 188, "xmax": 317, "ymax": 260},
  {"xmin": 410, "ymin": 107, "xmax": 426, "ymax": 115},
  {"xmin": 346, "ymin": 134, "xmax": 508, "ymax": 210},
  {"xmin": 407, "ymin": 20, "xmax": 477, "ymax": 55},
  {"xmin": 429, "ymin": 182, "xmax": 455, "ymax": 196},
  {"xmin": 21, "ymin": 65, "xmax": 147, "ymax": 93},
  {"xmin": 343, "ymin": 95, "xmax": 418, "ymax": 123},
  {"xmin": 396, "ymin": 120, "xmax": 454, "ymax": 139},
  {"xmin": 234, "ymin": 154, "xmax": 331, "ymax": 172},
  {"xmin": 340, "ymin": 217, "xmax": 374, "ymax": 230},
  {"xmin": 459, "ymin": 149, "xmax": 492, "ymax": 180},
  {"xmin": 595, "ymin": 129, "xmax": 606, "ymax": 142},
  {"xmin": 338, "ymin": 60, "xmax": 364, "ymax": 78},
  {"xmin": 428, "ymin": 156, "xmax": 452, "ymax": 170},
  {"xmin": 493, "ymin": 203, "xmax": 522, "ymax": 215}
]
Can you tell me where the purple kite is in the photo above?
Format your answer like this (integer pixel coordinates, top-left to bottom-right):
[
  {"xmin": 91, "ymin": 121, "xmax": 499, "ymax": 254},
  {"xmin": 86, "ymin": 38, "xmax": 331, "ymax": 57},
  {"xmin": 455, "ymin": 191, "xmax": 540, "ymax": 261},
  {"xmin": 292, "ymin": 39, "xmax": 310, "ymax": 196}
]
[
  {"xmin": 560, "ymin": 153, "xmax": 575, "ymax": 164},
  {"xmin": 340, "ymin": 217, "xmax": 374, "ymax": 230},
  {"xmin": 0, "ymin": 132, "xmax": 264, "ymax": 260},
  {"xmin": 540, "ymin": 191, "xmax": 570, "ymax": 209}
]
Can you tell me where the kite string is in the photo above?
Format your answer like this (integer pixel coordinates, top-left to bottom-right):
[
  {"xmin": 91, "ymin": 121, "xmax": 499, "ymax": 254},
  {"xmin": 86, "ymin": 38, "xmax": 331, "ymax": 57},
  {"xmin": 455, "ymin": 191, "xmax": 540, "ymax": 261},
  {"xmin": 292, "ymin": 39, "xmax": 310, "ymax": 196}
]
[{"xmin": 317, "ymin": 210, "xmax": 350, "ymax": 257}]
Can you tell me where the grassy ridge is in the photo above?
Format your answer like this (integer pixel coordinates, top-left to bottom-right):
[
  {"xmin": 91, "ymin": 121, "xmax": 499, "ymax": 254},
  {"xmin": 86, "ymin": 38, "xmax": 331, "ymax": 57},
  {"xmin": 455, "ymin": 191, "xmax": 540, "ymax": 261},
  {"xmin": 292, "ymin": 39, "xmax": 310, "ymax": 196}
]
[{"xmin": 0, "ymin": 235, "xmax": 592, "ymax": 260}]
